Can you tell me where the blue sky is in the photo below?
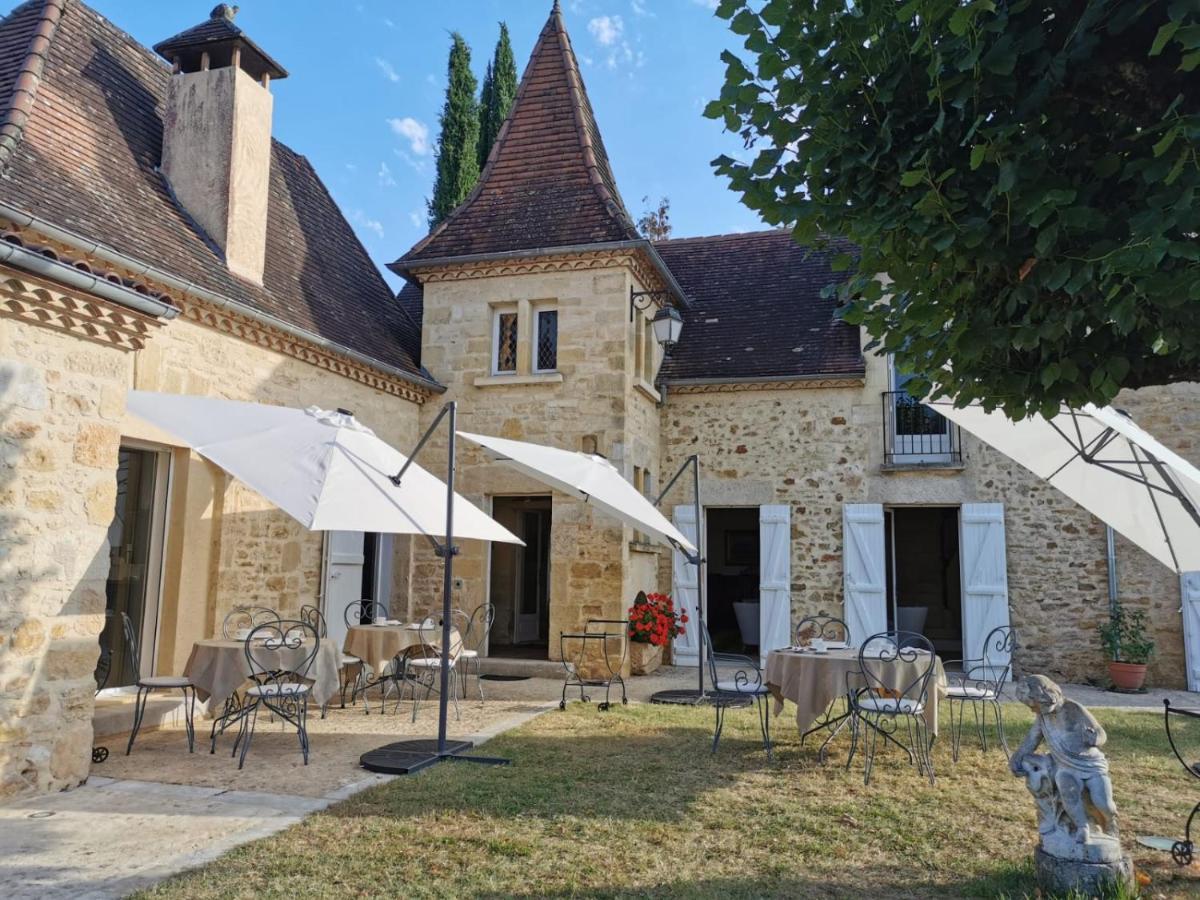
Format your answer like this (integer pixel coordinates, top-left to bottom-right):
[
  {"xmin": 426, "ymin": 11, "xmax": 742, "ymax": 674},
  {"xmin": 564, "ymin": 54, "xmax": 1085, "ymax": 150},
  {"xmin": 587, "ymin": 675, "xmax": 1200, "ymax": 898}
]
[{"xmin": 79, "ymin": 0, "xmax": 762, "ymax": 288}]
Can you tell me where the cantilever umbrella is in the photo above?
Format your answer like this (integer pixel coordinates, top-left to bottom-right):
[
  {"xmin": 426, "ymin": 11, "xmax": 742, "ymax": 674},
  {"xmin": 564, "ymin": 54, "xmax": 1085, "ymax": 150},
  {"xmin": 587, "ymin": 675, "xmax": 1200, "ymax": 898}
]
[
  {"xmin": 456, "ymin": 431, "xmax": 697, "ymax": 554},
  {"xmin": 924, "ymin": 399, "xmax": 1200, "ymax": 572},
  {"xmin": 127, "ymin": 392, "xmax": 522, "ymax": 774}
]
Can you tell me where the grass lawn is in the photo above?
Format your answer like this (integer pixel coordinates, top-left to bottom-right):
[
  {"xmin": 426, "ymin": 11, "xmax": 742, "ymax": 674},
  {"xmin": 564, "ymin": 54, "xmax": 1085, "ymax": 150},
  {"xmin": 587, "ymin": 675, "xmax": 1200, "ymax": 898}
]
[{"xmin": 137, "ymin": 702, "xmax": 1198, "ymax": 899}]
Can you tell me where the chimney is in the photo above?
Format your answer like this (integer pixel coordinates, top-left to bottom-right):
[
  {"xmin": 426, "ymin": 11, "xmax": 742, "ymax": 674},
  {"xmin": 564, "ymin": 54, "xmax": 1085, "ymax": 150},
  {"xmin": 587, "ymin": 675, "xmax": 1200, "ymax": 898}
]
[{"xmin": 153, "ymin": 5, "xmax": 288, "ymax": 285}]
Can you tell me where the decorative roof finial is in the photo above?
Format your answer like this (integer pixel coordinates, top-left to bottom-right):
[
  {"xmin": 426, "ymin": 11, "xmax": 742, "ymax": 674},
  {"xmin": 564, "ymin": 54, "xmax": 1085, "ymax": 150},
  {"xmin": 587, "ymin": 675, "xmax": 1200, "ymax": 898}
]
[
  {"xmin": 210, "ymin": 4, "xmax": 238, "ymax": 21},
  {"xmin": 552, "ymin": 0, "xmax": 561, "ymax": 13}
]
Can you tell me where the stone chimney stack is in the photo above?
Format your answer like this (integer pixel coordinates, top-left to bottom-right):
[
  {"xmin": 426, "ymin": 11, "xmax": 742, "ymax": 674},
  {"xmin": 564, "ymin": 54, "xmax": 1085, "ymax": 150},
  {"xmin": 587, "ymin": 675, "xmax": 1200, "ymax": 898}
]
[{"xmin": 153, "ymin": 5, "xmax": 288, "ymax": 285}]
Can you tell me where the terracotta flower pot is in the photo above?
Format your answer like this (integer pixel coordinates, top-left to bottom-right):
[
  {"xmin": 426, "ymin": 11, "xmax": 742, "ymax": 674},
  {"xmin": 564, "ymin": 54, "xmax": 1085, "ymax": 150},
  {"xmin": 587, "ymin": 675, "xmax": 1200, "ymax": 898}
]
[
  {"xmin": 630, "ymin": 641, "xmax": 663, "ymax": 676},
  {"xmin": 1108, "ymin": 661, "xmax": 1147, "ymax": 691}
]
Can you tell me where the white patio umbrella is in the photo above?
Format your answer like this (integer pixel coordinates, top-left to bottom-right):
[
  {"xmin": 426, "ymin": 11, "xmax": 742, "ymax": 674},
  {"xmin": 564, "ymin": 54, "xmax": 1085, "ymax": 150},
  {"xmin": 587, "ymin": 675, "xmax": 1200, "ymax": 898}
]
[
  {"xmin": 456, "ymin": 431, "xmax": 697, "ymax": 553},
  {"xmin": 924, "ymin": 399, "xmax": 1200, "ymax": 572},
  {"xmin": 127, "ymin": 391, "xmax": 520, "ymax": 544}
]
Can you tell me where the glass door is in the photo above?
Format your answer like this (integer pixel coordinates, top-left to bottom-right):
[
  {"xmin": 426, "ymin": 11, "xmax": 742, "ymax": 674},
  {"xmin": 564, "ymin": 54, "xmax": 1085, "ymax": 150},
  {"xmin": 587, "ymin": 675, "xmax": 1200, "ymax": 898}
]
[
  {"xmin": 514, "ymin": 508, "xmax": 551, "ymax": 644},
  {"xmin": 100, "ymin": 446, "xmax": 168, "ymax": 689},
  {"xmin": 889, "ymin": 359, "xmax": 952, "ymax": 462}
]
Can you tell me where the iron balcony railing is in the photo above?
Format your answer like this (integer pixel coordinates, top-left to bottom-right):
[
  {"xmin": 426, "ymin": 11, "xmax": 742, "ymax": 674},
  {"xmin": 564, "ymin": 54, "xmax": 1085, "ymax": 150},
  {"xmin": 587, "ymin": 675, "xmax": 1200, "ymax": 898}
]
[{"xmin": 882, "ymin": 391, "xmax": 963, "ymax": 467}]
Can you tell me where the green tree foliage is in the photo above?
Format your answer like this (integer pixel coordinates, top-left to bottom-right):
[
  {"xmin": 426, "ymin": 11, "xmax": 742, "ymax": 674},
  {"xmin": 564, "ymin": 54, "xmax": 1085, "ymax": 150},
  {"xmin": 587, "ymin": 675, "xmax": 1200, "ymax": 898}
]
[
  {"xmin": 478, "ymin": 23, "xmax": 519, "ymax": 169},
  {"xmin": 706, "ymin": 0, "xmax": 1200, "ymax": 418},
  {"xmin": 429, "ymin": 33, "xmax": 480, "ymax": 227}
]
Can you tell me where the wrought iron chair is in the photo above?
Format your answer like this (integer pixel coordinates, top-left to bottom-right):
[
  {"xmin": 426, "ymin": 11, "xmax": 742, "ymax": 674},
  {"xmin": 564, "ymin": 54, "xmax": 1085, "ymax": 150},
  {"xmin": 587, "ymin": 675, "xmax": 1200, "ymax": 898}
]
[
  {"xmin": 453, "ymin": 603, "xmax": 495, "ymax": 701},
  {"xmin": 558, "ymin": 619, "xmax": 629, "ymax": 711},
  {"xmin": 702, "ymin": 626, "xmax": 772, "ymax": 759},
  {"xmin": 845, "ymin": 630, "xmax": 938, "ymax": 785},
  {"xmin": 944, "ymin": 625, "xmax": 1016, "ymax": 762},
  {"xmin": 122, "ymin": 611, "xmax": 198, "ymax": 756},
  {"xmin": 795, "ymin": 612, "xmax": 852, "ymax": 647},
  {"xmin": 341, "ymin": 599, "xmax": 389, "ymax": 707},
  {"xmin": 343, "ymin": 599, "xmax": 388, "ymax": 627},
  {"xmin": 404, "ymin": 617, "xmax": 462, "ymax": 722},
  {"xmin": 91, "ymin": 609, "xmax": 121, "ymax": 763},
  {"xmin": 222, "ymin": 618, "xmax": 320, "ymax": 769},
  {"xmin": 221, "ymin": 605, "xmax": 280, "ymax": 639}
]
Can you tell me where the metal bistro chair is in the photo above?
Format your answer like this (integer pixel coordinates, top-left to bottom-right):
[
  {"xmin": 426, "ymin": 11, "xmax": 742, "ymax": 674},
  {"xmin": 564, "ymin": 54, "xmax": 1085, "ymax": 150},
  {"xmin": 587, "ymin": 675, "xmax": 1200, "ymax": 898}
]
[
  {"xmin": 794, "ymin": 613, "xmax": 855, "ymax": 756},
  {"xmin": 300, "ymin": 605, "xmax": 361, "ymax": 717},
  {"xmin": 846, "ymin": 630, "xmax": 937, "ymax": 786},
  {"xmin": 221, "ymin": 605, "xmax": 281, "ymax": 639},
  {"xmin": 224, "ymin": 618, "xmax": 320, "ymax": 770},
  {"xmin": 91, "ymin": 609, "xmax": 121, "ymax": 763},
  {"xmin": 559, "ymin": 619, "xmax": 629, "ymax": 712},
  {"xmin": 795, "ymin": 612, "xmax": 852, "ymax": 647},
  {"xmin": 342, "ymin": 599, "xmax": 388, "ymax": 707},
  {"xmin": 403, "ymin": 617, "xmax": 463, "ymax": 722},
  {"xmin": 122, "ymin": 611, "xmax": 198, "ymax": 756},
  {"xmin": 944, "ymin": 625, "xmax": 1016, "ymax": 762},
  {"xmin": 453, "ymin": 603, "xmax": 496, "ymax": 701},
  {"xmin": 703, "ymin": 626, "xmax": 772, "ymax": 760}
]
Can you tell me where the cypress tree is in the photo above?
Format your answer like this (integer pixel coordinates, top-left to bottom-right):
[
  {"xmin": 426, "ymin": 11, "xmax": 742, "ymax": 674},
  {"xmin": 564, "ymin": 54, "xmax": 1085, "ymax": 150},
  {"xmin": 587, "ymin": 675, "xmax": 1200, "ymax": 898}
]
[
  {"xmin": 478, "ymin": 60, "xmax": 494, "ymax": 170},
  {"xmin": 428, "ymin": 33, "xmax": 480, "ymax": 227},
  {"xmin": 477, "ymin": 23, "xmax": 518, "ymax": 169}
]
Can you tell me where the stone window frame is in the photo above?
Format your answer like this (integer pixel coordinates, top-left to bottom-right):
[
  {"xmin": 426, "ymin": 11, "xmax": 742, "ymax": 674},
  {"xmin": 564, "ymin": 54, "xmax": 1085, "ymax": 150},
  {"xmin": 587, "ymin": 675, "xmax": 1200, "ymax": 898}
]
[
  {"xmin": 533, "ymin": 303, "xmax": 558, "ymax": 374},
  {"xmin": 491, "ymin": 304, "xmax": 520, "ymax": 375}
]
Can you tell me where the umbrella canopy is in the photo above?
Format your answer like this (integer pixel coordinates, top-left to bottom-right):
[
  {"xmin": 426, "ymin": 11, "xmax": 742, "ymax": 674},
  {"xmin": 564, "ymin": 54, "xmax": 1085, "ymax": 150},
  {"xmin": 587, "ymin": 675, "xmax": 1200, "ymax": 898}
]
[
  {"xmin": 925, "ymin": 399, "xmax": 1200, "ymax": 572},
  {"xmin": 456, "ymin": 431, "xmax": 698, "ymax": 554},
  {"xmin": 127, "ymin": 391, "xmax": 521, "ymax": 544}
]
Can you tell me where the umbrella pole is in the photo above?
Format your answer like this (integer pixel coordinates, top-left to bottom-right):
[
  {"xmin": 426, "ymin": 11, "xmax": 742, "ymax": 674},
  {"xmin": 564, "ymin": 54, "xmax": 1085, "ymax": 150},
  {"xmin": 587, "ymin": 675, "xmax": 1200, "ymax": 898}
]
[
  {"xmin": 359, "ymin": 401, "xmax": 510, "ymax": 775},
  {"xmin": 650, "ymin": 454, "xmax": 710, "ymax": 706}
]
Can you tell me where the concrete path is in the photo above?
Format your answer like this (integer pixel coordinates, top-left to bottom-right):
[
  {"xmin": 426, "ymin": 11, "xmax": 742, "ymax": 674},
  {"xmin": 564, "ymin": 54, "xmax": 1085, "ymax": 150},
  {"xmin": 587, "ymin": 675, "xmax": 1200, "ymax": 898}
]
[{"xmin": 0, "ymin": 703, "xmax": 552, "ymax": 900}]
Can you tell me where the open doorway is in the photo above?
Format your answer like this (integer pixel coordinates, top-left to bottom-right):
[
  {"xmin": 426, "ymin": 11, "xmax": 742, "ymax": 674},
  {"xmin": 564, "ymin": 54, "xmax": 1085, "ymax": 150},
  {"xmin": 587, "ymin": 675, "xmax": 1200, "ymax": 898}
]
[
  {"xmin": 488, "ymin": 496, "xmax": 552, "ymax": 658},
  {"xmin": 706, "ymin": 507, "xmax": 761, "ymax": 653},
  {"xmin": 884, "ymin": 506, "xmax": 962, "ymax": 657}
]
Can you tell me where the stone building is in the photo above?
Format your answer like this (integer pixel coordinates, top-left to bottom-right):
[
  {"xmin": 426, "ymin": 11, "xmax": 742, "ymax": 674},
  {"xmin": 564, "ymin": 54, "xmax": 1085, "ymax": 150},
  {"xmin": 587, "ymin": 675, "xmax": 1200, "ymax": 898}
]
[
  {"xmin": 0, "ymin": 0, "xmax": 1195, "ymax": 800},
  {"xmin": 0, "ymin": 1, "xmax": 435, "ymax": 796}
]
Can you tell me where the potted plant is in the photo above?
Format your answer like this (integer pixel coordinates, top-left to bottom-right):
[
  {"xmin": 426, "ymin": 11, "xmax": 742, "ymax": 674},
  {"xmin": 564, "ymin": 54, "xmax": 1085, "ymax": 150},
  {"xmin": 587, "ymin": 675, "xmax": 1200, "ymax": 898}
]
[
  {"xmin": 1098, "ymin": 603, "xmax": 1155, "ymax": 691},
  {"xmin": 627, "ymin": 591, "xmax": 687, "ymax": 675}
]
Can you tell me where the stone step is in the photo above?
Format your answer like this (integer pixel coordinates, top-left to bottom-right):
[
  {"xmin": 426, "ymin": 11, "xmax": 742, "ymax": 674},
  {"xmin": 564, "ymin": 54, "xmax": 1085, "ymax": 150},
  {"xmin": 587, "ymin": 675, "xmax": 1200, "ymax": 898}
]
[
  {"xmin": 476, "ymin": 656, "xmax": 565, "ymax": 679},
  {"xmin": 93, "ymin": 695, "xmax": 187, "ymax": 740}
]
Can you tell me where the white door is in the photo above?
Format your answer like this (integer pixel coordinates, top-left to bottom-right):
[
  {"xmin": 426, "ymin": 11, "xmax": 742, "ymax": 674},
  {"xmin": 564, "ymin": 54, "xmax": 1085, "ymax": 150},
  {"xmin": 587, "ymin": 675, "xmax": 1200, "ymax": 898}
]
[
  {"xmin": 959, "ymin": 503, "xmax": 1012, "ymax": 673},
  {"xmin": 322, "ymin": 530, "xmax": 365, "ymax": 653},
  {"xmin": 759, "ymin": 504, "xmax": 792, "ymax": 660},
  {"xmin": 672, "ymin": 505, "xmax": 701, "ymax": 667},
  {"xmin": 1182, "ymin": 572, "xmax": 1200, "ymax": 691},
  {"xmin": 843, "ymin": 504, "xmax": 887, "ymax": 645}
]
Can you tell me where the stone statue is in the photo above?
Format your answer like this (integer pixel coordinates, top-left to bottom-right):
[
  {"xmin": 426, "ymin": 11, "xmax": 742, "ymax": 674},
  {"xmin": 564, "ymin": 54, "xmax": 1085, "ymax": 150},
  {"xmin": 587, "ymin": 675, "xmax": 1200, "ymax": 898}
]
[{"xmin": 1010, "ymin": 675, "xmax": 1132, "ymax": 894}]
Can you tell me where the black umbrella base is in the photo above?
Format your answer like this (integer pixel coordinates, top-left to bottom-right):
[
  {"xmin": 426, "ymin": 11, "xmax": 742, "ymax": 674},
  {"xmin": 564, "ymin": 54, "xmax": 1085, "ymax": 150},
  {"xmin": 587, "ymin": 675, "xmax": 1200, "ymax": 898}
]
[
  {"xmin": 650, "ymin": 689, "xmax": 712, "ymax": 706},
  {"xmin": 359, "ymin": 739, "xmax": 510, "ymax": 775}
]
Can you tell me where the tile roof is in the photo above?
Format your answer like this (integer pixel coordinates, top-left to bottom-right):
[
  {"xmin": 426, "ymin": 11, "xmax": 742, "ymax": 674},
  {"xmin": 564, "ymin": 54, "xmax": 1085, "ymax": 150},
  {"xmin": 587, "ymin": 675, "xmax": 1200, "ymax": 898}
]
[
  {"xmin": 0, "ymin": 0, "xmax": 431, "ymax": 387},
  {"xmin": 153, "ymin": 4, "xmax": 287, "ymax": 82},
  {"xmin": 395, "ymin": 1, "xmax": 639, "ymax": 267},
  {"xmin": 653, "ymin": 230, "xmax": 865, "ymax": 384}
]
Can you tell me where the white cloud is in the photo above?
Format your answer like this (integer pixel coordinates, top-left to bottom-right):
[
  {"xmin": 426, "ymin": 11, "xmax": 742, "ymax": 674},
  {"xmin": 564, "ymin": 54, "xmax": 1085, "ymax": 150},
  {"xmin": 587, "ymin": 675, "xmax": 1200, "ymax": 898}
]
[
  {"xmin": 374, "ymin": 57, "xmax": 400, "ymax": 83},
  {"xmin": 630, "ymin": 0, "xmax": 652, "ymax": 16},
  {"xmin": 588, "ymin": 15, "xmax": 623, "ymax": 46},
  {"xmin": 409, "ymin": 209, "xmax": 423, "ymax": 228},
  {"xmin": 344, "ymin": 162, "xmax": 357, "ymax": 173},
  {"xmin": 692, "ymin": 0, "xmax": 718, "ymax": 8},
  {"xmin": 383, "ymin": 17, "xmax": 395, "ymax": 29},
  {"xmin": 387, "ymin": 116, "xmax": 430, "ymax": 156},
  {"xmin": 351, "ymin": 210, "xmax": 384, "ymax": 240},
  {"xmin": 395, "ymin": 148, "xmax": 429, "ymax": 175},
  {"xmin": 377, "ymin": 161, "xmax": 397, "ymax": 188}
]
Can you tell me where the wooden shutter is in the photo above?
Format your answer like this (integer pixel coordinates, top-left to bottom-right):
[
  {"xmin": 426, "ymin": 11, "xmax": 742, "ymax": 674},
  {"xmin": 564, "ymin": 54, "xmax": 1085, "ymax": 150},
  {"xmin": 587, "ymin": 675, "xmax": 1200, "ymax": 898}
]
[
  {"xmin": 671, "ymin": 506, "xmax": 701, "ymax": 667},
  {"xmin": 842, "ymin": 504, "xmax": 887, "ymax": 644},
  {"xmin": 960, "ymin": 503, "xmax": 1012, "ymax": 672},
  {"xmin": 759, "ymin": 504, "xmax": 792, "ymax": 660},
  {"xmin": 1182, "ymin": 572, "xmax": 1200, "ymax": 692}
]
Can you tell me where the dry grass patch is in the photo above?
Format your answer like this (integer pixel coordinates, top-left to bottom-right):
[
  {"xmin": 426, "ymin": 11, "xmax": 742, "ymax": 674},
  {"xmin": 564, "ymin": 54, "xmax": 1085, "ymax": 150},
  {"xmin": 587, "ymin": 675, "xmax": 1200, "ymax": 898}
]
[{"xmin": 137, "ymin": 703, "xmax": 1199, "ymax": 899}]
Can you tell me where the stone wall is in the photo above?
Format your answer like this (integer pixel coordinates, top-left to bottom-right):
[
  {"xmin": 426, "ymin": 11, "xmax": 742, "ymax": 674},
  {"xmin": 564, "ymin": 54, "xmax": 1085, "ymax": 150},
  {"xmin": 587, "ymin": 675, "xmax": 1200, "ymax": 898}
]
[
  {"xmin": 410, "ymin": 258, "xmax": 665, "ymax": 669},
  {"xmin": 1, "ymin": 271, "xmax": 425, "ymax": 797},
  {"xmin": 658, "ymin": 341, "xmax": 1195, "ymax": 688}
]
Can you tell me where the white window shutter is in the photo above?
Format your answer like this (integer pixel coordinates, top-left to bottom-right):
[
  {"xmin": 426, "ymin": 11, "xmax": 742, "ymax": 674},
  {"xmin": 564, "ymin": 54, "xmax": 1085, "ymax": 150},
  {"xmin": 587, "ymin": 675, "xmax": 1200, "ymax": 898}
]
[
  {"xmin": 322, "ymin": 530, "xmax": 366, "ymax": 652},
  {"xmin": 759, "ymin": 504, "xmax": 792, "ymax": 660},
  {"xmin": 1182, "ymin": 572, "xmax": 1200, "ymax": 692},
  {"xmin": 671, "ymin": 506, "xmax": 700, "ymax": 667},
  {"xmin": 842, "ymin": 504, "xmax": 887, "ymax": 645},
  {"xmin": 960, "ymin": 503, "xmax": 1012, "ymax": 673}
]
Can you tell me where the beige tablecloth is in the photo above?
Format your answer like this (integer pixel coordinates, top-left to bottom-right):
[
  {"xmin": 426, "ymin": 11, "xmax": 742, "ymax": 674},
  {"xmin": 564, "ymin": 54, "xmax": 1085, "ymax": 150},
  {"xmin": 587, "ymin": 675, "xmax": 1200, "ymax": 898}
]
[
  {"xmin": 184, "ymin": 639, "xmax": 342, "ymax": 712},
  {"xmin": 343, "ymin": 625, "xmax": 461, "ymax": 674},
  {"xmin": 765, "ymin": 647, "xmax": 947, "ymax": 737}
]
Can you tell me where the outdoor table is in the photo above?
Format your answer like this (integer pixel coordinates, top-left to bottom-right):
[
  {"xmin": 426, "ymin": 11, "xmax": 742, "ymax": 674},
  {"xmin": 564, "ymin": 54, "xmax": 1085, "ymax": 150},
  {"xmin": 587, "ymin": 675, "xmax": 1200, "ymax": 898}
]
[
  {"xmin": 183, "ymin": 638, "xmax": 342, "ymax": 715},
  {"xmin": 343, "ymin": 624, "xmax": 461, "ymax": 673},
  {"xmin": 765, "ymin": 647, "xmax": 948, "ymax": 752}
]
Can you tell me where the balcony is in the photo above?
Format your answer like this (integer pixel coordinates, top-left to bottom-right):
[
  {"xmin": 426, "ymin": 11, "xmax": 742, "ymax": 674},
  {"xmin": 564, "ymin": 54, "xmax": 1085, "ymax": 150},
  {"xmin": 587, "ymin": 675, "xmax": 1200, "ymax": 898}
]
[{"xmin": 882, "ymin": 391, "xmax": 963, "ymax": 469}]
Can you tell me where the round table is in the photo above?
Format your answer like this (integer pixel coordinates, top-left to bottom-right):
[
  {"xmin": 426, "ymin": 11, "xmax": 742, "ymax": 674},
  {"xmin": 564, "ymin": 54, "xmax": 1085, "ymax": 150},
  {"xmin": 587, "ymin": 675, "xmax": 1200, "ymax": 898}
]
[
  {"xmin": 183, "ymin": 638, "xmax": 342, "ymax": 714},
  {"xmin": 765, "ymin": 646, "xmax": 947, "ymax": 739},
  {"xmin": 343, "ymin": 624, "xmax": 461, "ymax": 673}
]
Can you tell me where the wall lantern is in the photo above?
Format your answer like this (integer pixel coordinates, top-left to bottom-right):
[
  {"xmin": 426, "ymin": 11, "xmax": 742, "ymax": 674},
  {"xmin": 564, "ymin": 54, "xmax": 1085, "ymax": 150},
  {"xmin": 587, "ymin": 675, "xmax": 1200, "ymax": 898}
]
[{"xmin": 630, "ymin": 287, "xmax": 684, "ymax": 353}]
